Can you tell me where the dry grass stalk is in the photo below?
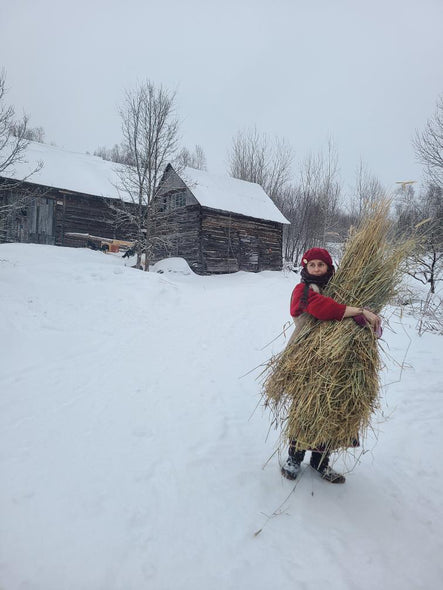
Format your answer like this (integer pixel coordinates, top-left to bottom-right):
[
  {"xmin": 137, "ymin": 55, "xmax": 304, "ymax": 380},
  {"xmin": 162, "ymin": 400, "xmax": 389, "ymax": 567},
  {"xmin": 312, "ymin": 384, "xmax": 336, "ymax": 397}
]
[{"xmin": 263, "ymin": 200, "xmax": 414, "ymax": 454}]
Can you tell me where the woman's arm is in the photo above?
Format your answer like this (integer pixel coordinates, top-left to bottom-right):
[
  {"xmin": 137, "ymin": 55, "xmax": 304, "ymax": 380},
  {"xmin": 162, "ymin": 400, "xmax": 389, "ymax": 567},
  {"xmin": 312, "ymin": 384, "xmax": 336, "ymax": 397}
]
[
  {"xmin": 343, "ymin": 306, "xmax": 381, "ymax": 331},
  {"xmin": 343, "ymin": 306, "xmax": 365, "ymax": 317},
  {"xmin": 290, "ymin": 283, "xmax": 346, "ymax": 320},
  {"xmin": 291, "ymin": 284, "xmax": 381, "ymax": 331}
]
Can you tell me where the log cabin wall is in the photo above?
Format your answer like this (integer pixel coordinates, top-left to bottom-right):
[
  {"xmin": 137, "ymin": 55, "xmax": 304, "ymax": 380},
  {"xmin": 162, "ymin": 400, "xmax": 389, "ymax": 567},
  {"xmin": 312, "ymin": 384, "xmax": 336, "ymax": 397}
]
[
  {"xmin": 0, "ymin": 181, "xmax": 138, "ymax": 247},
  {"xmin": 149, "ymin": 205, "xmax": 283, "ymax": 275},
  {"xmin": 149, "ymin": 204, "xmax": 204, "ymax": 273},
  {"xmin": 59, "ymin": 192, "xmax": 139, "ymax": 246},
  {"xmin": 59, "ymin": 192, "xmax": 123, "ymax": 247},
  {"xmin": 150, "ymin": 168, "xmax": 204, "ymax": 272},
  {"xmin": 201, "ymin": 209, "xmax": 283, "ymax": 273}
]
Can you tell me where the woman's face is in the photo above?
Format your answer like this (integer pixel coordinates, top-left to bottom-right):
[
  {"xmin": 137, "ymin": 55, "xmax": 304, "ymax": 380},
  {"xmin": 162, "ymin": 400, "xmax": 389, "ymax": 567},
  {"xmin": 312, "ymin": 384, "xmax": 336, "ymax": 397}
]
[{"xmin": 306, "ymin": 259, "xmax": 329, "ymax": 276}]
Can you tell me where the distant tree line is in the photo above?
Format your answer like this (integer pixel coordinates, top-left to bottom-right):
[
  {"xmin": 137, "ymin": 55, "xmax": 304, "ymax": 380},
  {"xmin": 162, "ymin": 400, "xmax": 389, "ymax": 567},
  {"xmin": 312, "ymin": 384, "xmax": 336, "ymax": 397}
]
[
  {"xmin": 227, "ymin": 128, "xmax": 382, "ymax": 267},
  {"xmin": 226, "ymin": 97, "xmax": 442, "ymax": 295}
]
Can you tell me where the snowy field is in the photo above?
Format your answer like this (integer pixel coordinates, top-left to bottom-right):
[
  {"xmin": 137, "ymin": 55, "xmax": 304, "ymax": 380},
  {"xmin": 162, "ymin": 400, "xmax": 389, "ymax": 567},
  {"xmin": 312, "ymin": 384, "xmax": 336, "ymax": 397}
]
[{"xmin": 0, "ymin": 243, "xmax": 442, "ymax": 590}]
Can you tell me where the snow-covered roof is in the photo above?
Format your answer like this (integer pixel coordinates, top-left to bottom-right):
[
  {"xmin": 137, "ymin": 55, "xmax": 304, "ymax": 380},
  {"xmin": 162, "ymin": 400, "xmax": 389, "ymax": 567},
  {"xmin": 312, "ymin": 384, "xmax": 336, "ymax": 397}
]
[
  {"xmin": 2, "ymin": 142, "xmax": 289, "ymax": 223},
  {"xmin": 1, "ymin": 141, "xmax": 122, "ymax": 199},
  {"xmin": 180, "ymin": 166, "xmax": 289, "ymax": 224}
]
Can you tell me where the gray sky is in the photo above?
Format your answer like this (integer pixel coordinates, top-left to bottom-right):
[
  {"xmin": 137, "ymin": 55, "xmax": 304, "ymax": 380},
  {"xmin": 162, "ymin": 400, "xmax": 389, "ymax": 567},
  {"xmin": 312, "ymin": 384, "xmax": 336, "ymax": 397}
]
[{"xmin": 1, "ymin": 0, "xmax": 442, "ymax": 196}]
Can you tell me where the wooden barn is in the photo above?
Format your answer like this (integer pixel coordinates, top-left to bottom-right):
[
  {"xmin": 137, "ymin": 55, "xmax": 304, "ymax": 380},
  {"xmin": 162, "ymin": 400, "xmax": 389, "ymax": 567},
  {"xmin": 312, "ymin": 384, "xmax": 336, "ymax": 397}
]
[
  {"xmin": 151, "ymin": 164, "xmax": 289, "ymax": 274},
  {"xmin": 1, "ymin": 143, "xmax": 289, "ymax": 274},
  {"xmin": 0, "ymin": 141, "xmax": 136, "ymax": 248}
]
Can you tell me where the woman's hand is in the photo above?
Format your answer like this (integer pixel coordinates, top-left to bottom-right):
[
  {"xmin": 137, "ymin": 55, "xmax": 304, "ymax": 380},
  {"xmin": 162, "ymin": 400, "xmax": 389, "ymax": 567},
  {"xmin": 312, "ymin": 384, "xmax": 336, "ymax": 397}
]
[
  {"xmin": 362, "ymin": 308, "xmax": 382, "ymax": 334},
  {"xmin": 343, "ymin": 306, "xmax": 382, "ymax": 337}
]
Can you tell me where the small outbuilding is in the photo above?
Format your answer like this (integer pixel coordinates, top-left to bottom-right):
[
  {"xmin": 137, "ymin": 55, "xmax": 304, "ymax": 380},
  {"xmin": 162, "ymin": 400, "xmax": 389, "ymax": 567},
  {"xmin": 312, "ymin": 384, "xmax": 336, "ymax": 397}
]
[
  {"xmin": 151, "ymin": 164, "xmax": 289, "ymax": 274},
  {"xmin": 0, "ymin": 141, "xmax": 136, "ymax": 248}
]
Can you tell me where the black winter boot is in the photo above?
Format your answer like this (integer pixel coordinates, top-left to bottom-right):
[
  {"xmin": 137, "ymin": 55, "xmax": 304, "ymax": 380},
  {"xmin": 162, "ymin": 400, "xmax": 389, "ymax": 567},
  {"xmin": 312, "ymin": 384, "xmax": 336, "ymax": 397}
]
[
  {"xmin": 310, "ymin": 452, "xmax": 345, "ymax": 484},
  {"xmin": 281, "ymin": 446, "xmax": 305, "ymax": 480}
]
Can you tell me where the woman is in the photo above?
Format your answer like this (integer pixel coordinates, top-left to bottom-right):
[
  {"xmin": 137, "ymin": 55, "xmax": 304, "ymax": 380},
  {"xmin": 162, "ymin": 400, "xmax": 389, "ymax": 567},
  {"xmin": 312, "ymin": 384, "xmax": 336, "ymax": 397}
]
[{"xmin": 281, "ymin": 247, "xmax": 381, "ymax": 484}]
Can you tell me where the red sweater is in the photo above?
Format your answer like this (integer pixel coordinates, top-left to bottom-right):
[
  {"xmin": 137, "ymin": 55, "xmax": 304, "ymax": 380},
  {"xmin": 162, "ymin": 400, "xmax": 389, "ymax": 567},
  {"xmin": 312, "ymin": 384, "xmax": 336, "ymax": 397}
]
[{"xmin": 290, "ymin": 282, "xmax": 346, "ymax": 321}]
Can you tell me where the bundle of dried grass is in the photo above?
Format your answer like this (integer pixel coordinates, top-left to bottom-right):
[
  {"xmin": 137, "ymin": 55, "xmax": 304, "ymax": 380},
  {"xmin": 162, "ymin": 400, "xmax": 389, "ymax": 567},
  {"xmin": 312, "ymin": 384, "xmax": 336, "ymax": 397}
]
[{"xmin": 263, "ymin": 200, "xmax": 414, "ymax": 454}]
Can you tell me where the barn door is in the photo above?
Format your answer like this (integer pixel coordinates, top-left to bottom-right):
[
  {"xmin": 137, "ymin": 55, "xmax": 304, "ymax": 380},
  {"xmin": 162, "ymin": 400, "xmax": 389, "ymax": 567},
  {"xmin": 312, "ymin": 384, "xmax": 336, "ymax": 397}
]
[
  {"xmin": 239, "ymin": 235, "xmax": 259, "ymax": 272},
  {"xmin": 28, "ymin": 197, "xmax": 55, "ymax": 244},
  {"xmin": 249, "ymin": 236, "xmax": 260, "ymax": 271}
]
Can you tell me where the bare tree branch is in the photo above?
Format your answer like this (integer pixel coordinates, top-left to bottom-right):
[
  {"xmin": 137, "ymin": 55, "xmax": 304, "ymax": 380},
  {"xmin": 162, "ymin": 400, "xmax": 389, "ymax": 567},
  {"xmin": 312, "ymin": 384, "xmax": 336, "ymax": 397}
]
[
  {"xmin": 228, "ymin": 126, "xmax": 293, "ymax": 202},
  {"xmin": 413, "ymin": 95, "xmax": 443, "ymax": 186},
  {"xmin": 395, "ymin": 182, "xmax": 443, "ymax": 294},
  {"xmin": 279, "ymin": 141, "xmax": 343, "ymax": 265},
  {"xmin": 0, "ymin": 69, "xmax": 44, "ymax": 242},
  {"xmin": 111, "ymin": 80, "xmax": 180, "ymax": 269},
  {"xmin": 176, "ymin": 145, "xmax": 207, "ymax": 170},
  {"xmin": 0, "ymin": 69, "xmax": 30, "ymax": 176},
  {"xmin": 350, "ymin": 159, "xmax": 385, "ymax": 220}
]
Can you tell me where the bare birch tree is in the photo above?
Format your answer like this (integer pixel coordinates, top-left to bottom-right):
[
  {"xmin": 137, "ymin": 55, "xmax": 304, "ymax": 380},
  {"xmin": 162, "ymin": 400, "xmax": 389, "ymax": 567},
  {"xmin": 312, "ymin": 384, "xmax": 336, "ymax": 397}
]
[
  {"xmin": 228, "ymin": 130, "xmax": 345, "ymax": 266},
  {"xmin": 350, "ymin": 159, "xmax": 385, "ymax": 220},
  {"xmin": 413, "ymin": 95, "xmax": 443, "ymax": 186},
  {"xmin": 94, "ymin": 143, "xmax": 131, "ymax": 165},
  {"xmin": 396, "ymin": 182, "xmax": 442, "ymax": 294},
  {"xmin": 177, "ymin": 145, "xmax": 207, "ymax": 170},
  {"xmin": 112, "ymin": 80, "xmax": 180, "ymax": 269},
  {"xmin": 316, "ymin": 138, "xmax": 341, "ymax": 243},
  {"xmin": 0, "ymin": 70, "xmax": 30, "ymax": 177},
  {"xmin": 280, "ymin": 142, "xmax": 342, "ymax": 266},
  {"xmin": 228, "ymin": 126, "xmax": 293, "ymax": 202},
  {"xmin": 9, "ymin": 123, "xmax": 45, "ymax": 143}
]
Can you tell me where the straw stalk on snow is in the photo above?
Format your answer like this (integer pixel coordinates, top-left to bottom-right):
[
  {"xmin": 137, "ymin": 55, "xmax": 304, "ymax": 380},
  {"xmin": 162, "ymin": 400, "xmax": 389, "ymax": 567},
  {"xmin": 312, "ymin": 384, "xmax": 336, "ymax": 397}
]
[{"xmin": 263, "ymin": 200, "xmax": 414, "ymax": 454}]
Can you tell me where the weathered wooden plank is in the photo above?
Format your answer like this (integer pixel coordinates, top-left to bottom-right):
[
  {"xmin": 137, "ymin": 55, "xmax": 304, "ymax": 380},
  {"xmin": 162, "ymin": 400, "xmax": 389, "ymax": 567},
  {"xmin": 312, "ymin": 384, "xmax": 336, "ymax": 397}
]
[
  {"xmin": 1, "ymin": 181, "xmax": 138, "ymax": 247},
  {"xmin": 201, "ymin": 208, "xmax": 283, "ymax": 273}
]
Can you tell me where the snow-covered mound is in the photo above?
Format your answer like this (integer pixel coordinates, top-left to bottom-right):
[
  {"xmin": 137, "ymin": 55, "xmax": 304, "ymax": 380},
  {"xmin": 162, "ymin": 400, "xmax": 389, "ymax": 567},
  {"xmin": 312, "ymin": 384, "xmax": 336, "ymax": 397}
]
[
  {"xmin": 151, "ymin": 256, "xmax": 194, "ymax": 275},
  {"xmin": 0, "ymin": 243, "xmax": 442, "ymax": 590}
]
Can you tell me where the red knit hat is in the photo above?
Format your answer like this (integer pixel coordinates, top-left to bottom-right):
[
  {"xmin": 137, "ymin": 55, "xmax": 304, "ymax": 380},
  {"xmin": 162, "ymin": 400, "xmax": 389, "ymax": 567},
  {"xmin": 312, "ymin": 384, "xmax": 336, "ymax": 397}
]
[{"xmin": 301, "ymin": 247, "xmax": 333, "ymax": 269}]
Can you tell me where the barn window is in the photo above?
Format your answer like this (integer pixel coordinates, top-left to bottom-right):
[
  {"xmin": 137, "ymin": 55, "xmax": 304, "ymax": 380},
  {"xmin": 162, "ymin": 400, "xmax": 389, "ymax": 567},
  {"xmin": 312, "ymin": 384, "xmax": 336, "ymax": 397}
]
[{"xmin": 168, "ymin": 191, "xmax": 186, "ymax": 211}]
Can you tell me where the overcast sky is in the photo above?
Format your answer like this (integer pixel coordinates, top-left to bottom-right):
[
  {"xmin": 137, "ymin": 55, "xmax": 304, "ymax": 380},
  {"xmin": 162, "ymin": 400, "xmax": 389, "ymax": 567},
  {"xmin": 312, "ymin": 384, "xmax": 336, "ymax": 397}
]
[{"xmin": 1, "ymin": 0, "xmax": 442, "ymax": 196}]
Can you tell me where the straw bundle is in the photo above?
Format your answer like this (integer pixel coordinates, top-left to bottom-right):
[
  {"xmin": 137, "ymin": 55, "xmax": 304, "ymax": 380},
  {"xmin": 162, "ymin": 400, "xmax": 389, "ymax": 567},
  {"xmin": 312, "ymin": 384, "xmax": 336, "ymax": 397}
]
[{"xmin": 263, "ymin": 200, "xmax": 413, "ymax": 454}]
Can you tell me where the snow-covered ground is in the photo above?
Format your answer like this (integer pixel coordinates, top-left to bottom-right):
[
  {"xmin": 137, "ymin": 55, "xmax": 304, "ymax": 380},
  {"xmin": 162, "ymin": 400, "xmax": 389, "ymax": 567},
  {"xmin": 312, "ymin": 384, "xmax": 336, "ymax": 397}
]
[{"xmin": 0, "ymin": 243, "xmax": 442, "ymax": 590}]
